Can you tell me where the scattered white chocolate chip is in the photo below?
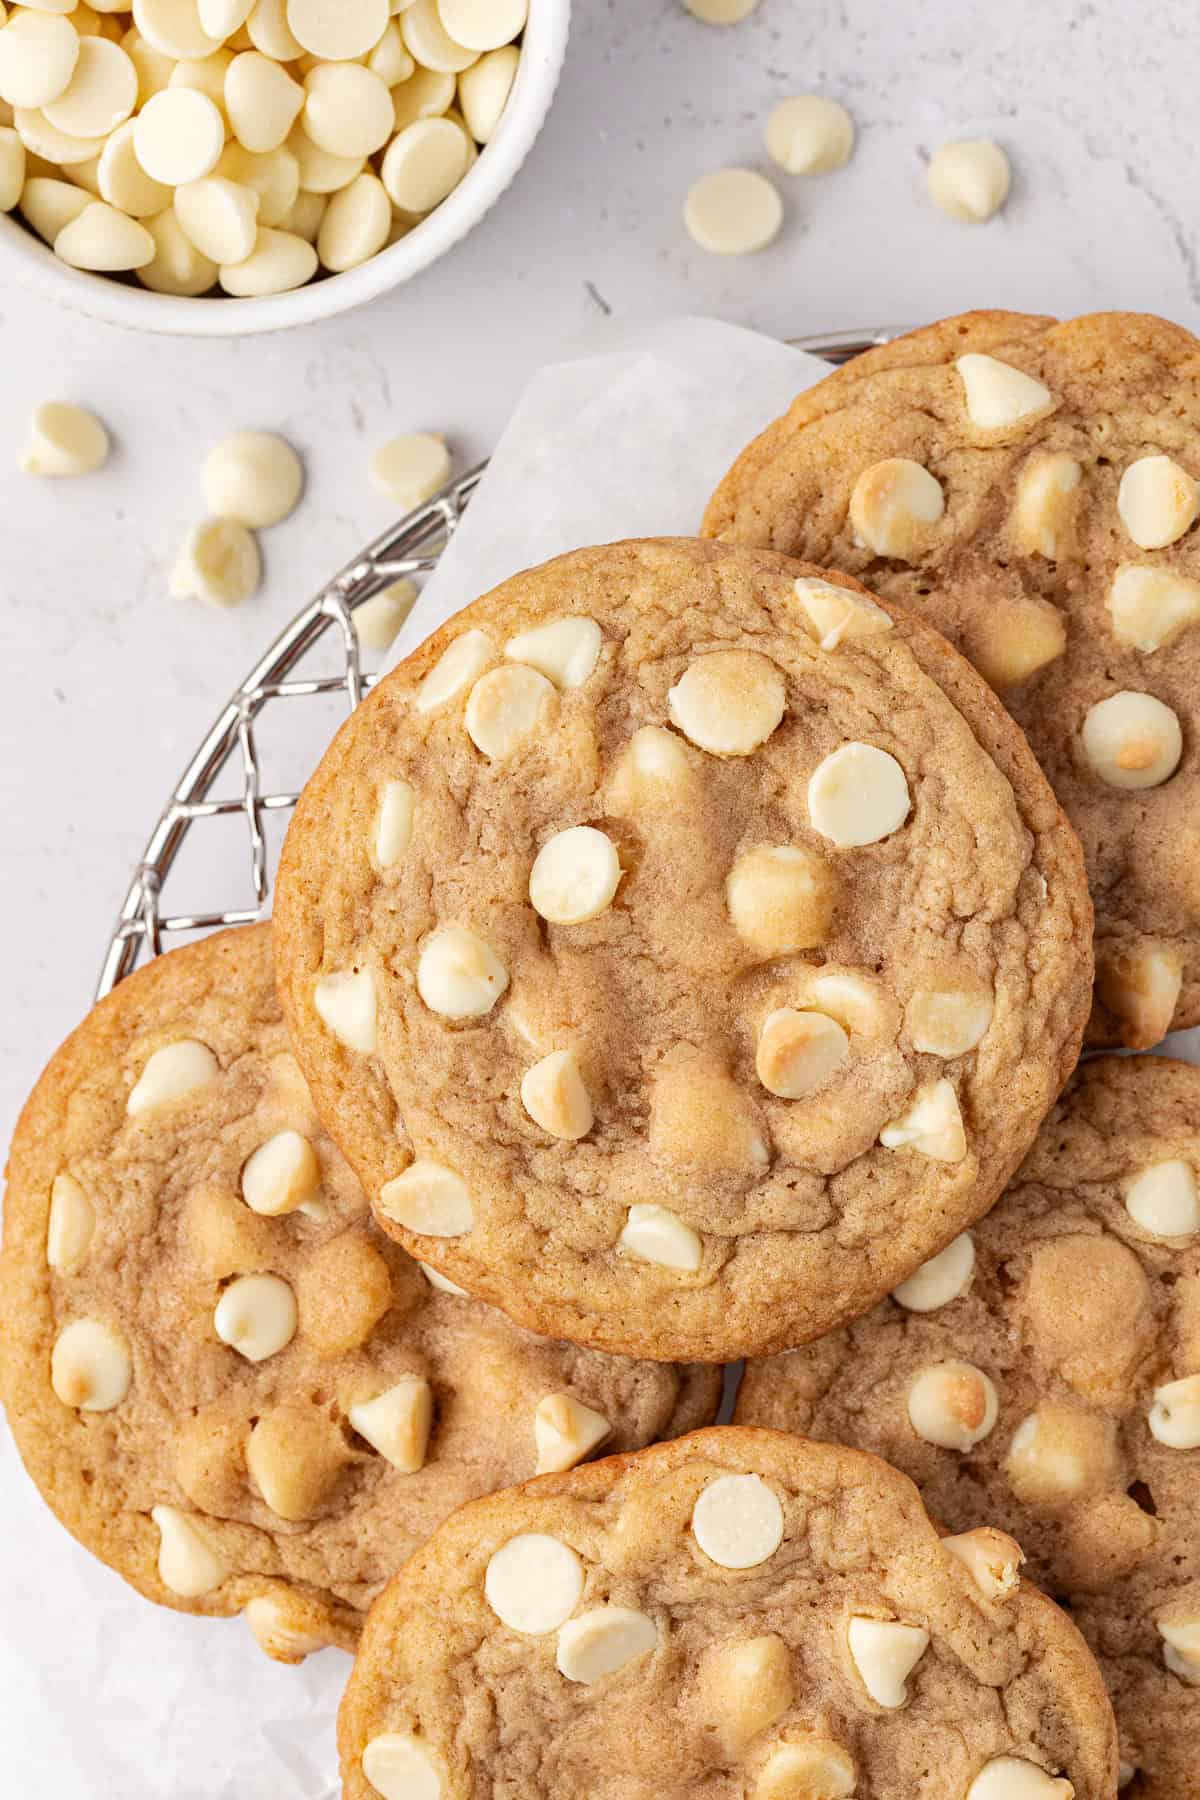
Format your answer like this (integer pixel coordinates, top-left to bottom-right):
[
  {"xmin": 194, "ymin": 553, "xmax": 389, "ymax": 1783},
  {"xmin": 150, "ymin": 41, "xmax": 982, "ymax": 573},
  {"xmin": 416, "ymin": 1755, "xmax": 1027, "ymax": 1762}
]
[
  {"xmin": 683, "ymin": 0, "xmax": 760, "ymax": 20},
  {"xmin": 244, "ymin": 1592, "xmax": 331, "ymax": 1664},
  {"xmin": 1080, "ymin": 691, "xmax": 1182, "ymax": 789},
  {"xmin": 692, "ymin": 1473, "xmax": 783, "ymax": 1568},
  {"xmin": 51, "ymin": 1318, "xmax": 132, "ymax": 1410},
  {"xmin": 375, "ymin": 778, "xmax": 416, "ymax": 868},
  {"xmin": 966, "ymin": 1760, "xmax": 1074, "ymax": 1799},
  {"xmin": 1148, "ymin": 1374, "xmax": 1200, "ymax": 1449},
  {"xmin": 245, "ymin": 1408, "xmax": 347, "ymax": 1520},
  {"xmin": 378, "ymin": 1161, "xmax": 473, "ymax": 1237},
  {"xmin": 1118, "ymin": 454, "xmax": 1199, "ymax": 550},
  {"xmin": 1108, "ymin": 564, "xmax": 1200, "ymax": 654},
  {"xmin": 766, "ymin": 94, "xmax": 854, "ymax": 174},
  {"xmin": 756, "ymin": 1007, "xmax": 849, "ymax": 1100},
  {"xmin": 202, "ymin": 430, "xmax": 302, "ymax": 529},
  {"xmin": 846, "ymin": 1616, "xmax": 929, "ymax": 1708},
  {"xmin": 420, "ymin": 1262, "xmax": 468, "ymax": 1297},
  {"xmin": 534, "ymin": 1392, "xmax": 611, "ymax": 1474},
  {"xmin": 943, "ymin": 1526, "xmax": 1024, "ymax": 1599},
  {"xmin": 618, "ymin": 1203, "xmax": 702, "ymax": 1273},
  {"xmin": 795, "ymin": 575, "xmax": 892, "ymax": 649},
  {"xmin": 907, "ymin": 1360, "xmax": 998, "ymax": 1450},
  {"xmin": 808, "ymin": 742, "xmax": 910, "ymax": 847},
  {"xmin": 361, "ymin": 1735, "xmax": 445, "ymax": 1800},
  {"xmin": 727, "ymin": 845, "xmax": 838, "ymax": 955},
  {"xmin": 21, "ymin": 401, "xmax": 111, "ymax": 480},
  {"xmin": 957, "ymin": 353, "xmax": 1054, "ymax": 431},
  {"xmin": 219, "ymin": 225, "xmax": 317, "ymax": 296},
  {"xmin": 892, "ymin": 1231, "xmax": 976, "ymax": 1312},
  {"xmin": 170, "ymin": 517, "xmax": 262, "ymax": 607},
  {"xmin": 485, "ymin": 1532, "xmax": 583, "ymax": 1634},
  {"xmin": 556, "ymin": 1606, "xmax": 657, "ymax": 1684},
  {"xmin": 927, "ymin": 138, "xmax": 1011, "ymax": 222},
  {"xmin": 464, "ymin": 663, "xmax": 556, "ymax": 760},
  {"xmin": 313, "ymin": 967, "xmax": 377, "ymax": 1053},
  {"xmin": 458, "ymin": 44, "xmax": 518, "ymax": 143},
  {"xmin": 417, "ymin": 925, "xmax": 509, "ymax": 1018},
  {"xmin": 849, "ymin": 457, "xmax": 945, "ymax": 560},
  {"xmin": 1097, "ymin": 942, "xmax": 1183, "ymax": 1050},
  {"xmin": 54, "ymin": 196, "xmax": 155, "ymax": 268},
  {"xmin": 806, "ymin": 968, "xmax": 898, "ymax": 1040},
  {"xmin": 349, "ymin": 1375, "xmax": 434, "ymax": 1472},
  {"xmin": 355, "ymin": 581, "xmax": 417, "ymax": 653},
  {"xmin": 505, "ymin": 615, "xmax": 602, "ymax": 689},
  {"xmin": 132, "ymin": 86, "xmax": 224, "ymax": 184},
  {"xmin": 1124, "ymin": 1160, "xmax": 1200, "ymax": 1238},
  {"xmin": 905, "ymin": 986, "xmax": 993, "ymax": 1057},
  {"xmin": 151, "ymin": 1504, "xmax": 229, "ymax": 1598},
  {"xmin": 213, "ymin": 1272, "xmax": 297, "ymax": 1362},
  {"xmin": 684, "ymin": 167, "xmax": 783, "ymax": 255},
  {"xmin": 1159, "ymin": 1618, "xmax": 1200, "ymax": 1685},
  {"xmin": 381, "ymin": 115, "xmax": 471, "ymax": 211},
  {"xmin": 521, "ymin": 1049, "xmax": 593, "ymax": 1141},
  {"xmin": 241, "ymin": 1129, "xmax": 320, "ymax": 1217},
  {"xmin": 416, "ymin": 628, "xmax": 494, "ymax": 712},
  {"xmin": 0, "ymin": 11, "xmax": 80, "ymax": 110},
  {"xmin": 668, "ymin": 649, "xmax": 786, "ymax": 756},
  {"xmin": 127, "ymin": 1038, "xmax": 219, "ymax": 1115},
  {"xmin": 755, "ymin": 1739, "xmax": 856, "ymax": 1799},
  {"xmin": 529, "ymin": 826, "xmax": 622, "ymax": 925},
  {"xmin": 1005, "ymin": 1407, "xmax": 1117, "ymax": 1506},
  {"xmin": 1012, "ymin": 451, "xmax": 1082, "ymax": 559},
  {"xmin": 46, "ymin": 1172, "xmax": 96, "ymax": 1274},
  {"xmin": 317, "ymin": 169, "xmax": 391, "ymax": 271},
  {"xmin": 880, "ymin": 1079, "xmax": 967, "ymax": 1163},
  {"xmin": 701, "ymin": 1634, "xmax": 792, "ymax": 1750}
]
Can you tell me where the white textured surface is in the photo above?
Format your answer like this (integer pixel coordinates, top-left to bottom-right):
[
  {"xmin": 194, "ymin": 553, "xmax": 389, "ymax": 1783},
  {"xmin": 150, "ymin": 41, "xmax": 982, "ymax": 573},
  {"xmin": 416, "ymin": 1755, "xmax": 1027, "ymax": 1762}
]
[{"xmin": 3, "ymin": 0, "xmax": 1200, "ymax": 1792}]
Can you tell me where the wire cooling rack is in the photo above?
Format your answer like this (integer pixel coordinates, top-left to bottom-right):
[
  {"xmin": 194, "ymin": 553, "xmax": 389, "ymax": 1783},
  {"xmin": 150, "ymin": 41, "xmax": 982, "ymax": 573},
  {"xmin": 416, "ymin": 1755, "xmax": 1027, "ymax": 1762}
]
[{"xmin": 96, "ymin": 328, "xmax": 902, "ymax": 1000}]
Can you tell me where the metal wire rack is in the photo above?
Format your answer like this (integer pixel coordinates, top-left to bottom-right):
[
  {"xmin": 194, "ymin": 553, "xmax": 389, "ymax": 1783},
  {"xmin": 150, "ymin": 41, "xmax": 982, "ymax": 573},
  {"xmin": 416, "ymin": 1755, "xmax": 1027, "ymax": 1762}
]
[{"xmin": 96, "ymin": 328, "xmax": 902, "ymax": 1000}]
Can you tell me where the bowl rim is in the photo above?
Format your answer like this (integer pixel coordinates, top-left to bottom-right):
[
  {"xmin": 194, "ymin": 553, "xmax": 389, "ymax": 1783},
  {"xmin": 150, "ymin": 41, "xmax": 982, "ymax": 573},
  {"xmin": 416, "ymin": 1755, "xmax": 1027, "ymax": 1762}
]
[{"xmin": 0, "ymin": 0, "xmax": 571, "ymax": 338}]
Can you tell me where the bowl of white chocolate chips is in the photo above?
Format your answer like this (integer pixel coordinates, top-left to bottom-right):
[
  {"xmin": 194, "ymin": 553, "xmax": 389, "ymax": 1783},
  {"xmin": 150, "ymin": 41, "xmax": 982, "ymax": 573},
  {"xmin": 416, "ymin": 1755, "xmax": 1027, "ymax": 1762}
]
[{"xmin": 0, "ymin": 0, "xmax": 570, "ymax": 335}]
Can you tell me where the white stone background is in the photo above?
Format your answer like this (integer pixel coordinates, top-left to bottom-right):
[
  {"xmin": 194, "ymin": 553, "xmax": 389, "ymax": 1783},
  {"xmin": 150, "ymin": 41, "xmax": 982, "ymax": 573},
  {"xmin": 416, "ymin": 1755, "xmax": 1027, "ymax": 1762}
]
[{"xmin": 1, "ymin": 0, "xmax": 1198, "ymax": 1791}]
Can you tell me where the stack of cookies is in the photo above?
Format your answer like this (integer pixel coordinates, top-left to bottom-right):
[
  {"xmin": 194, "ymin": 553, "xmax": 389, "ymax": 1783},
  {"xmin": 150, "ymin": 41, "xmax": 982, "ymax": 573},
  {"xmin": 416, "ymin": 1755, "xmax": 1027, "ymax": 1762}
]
[{"xmin": 4, "ymin": 310, "xmax": 1199, "ymax": 1800}]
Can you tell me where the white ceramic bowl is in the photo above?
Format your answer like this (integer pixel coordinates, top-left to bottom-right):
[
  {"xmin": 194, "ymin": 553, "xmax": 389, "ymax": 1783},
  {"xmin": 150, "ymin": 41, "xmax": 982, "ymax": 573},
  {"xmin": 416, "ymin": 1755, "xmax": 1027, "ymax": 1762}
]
[{"xmin": 0, "ymin": 0, "xmax": 570, "ymax": 338}]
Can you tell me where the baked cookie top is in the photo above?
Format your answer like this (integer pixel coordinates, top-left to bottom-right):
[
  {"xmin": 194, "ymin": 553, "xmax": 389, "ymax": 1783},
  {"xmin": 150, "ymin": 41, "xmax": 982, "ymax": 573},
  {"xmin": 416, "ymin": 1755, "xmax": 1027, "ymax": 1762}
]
[
  {"xmin": 274, "ymin": 537, "xmax": 1091, "ymax": 1362},
  {"xmin": 0, "ymin": 925, "xmax": 718, "ymax": 1661},
  {"xmin": 736, "ymin": 1056, "xmax": 1200, "ymax": 1797},
  {"xmin": 704, "ymin": 310, "xmax": 1200, "ymax": 1050},
  {"xmin": 338, "ymin": 1425, "xmax": 1117, "ymax": 1800}
]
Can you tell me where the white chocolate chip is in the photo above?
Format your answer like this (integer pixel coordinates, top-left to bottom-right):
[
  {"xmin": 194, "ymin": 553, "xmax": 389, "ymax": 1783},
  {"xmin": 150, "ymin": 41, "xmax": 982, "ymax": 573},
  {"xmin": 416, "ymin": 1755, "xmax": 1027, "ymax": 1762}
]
[
  {"xmin": 51, "ymin": 1318, "xmax": 132, "ymax": 1411},
  {"xmin": 416, "ymin": 628, "xmax": 493, "ymax": 712},
  {"xmin": 0, "ymin": 11, "xmax": 79, "ymax": 110},
  {"xmin": 417, "ymin": 925, "xmax": 508, "ymax": 1018},
  {"xmin": 458, "ymin": 44, "xmax": 518, "ymax": 143},
  {"xmin": 138, "ymin": 206, "xmax": 220, "ymax": 295},
  {"xmin": 794, "ymin": 575, "xmax": 892, "ymax": 649},
  {"xmin": 880, "ymin": 1079, "xmax": 967, "ymax": 1163},
  {"xmin": 849, "ymin": 457, "xmax": 945, "ymax": 560},
  {"xmin": 464, "ymin": 664, "xmax": 556, "ymax": 760},
  {"xmin": 905, "ymin": 986, "xmax": 993, "ymax": 1057},
  {"xmin": 727, "ymin": 845, "xmax": 838, "ymax": 955},
  {"xmin": 55, "ymin": 199, "xmax": 155, "ymax": 270},
  {"xmin": 391, "ymin": 63, "xmax": 457, "ymax": 131},
  {"xmin": 668, "ymin": 649, "xmax": 786, "ymax": 756},
  {"xmin": 756, "ymin": 1007, "xmax": 849, "ymax": 1100},
  {"xmin": 808, "ymin": 742, "xmax": 910, "ymax": 847},
  {"xmin": 607, "ymin": 725, "xmax": 697, "ymax": 814},
  {"xmin": 1080, "ymin": 691, "xmax": 1182, "ymax": 789},
  {"xmin": 684, "ymin": 0, "xmax": 760, "ymax": 20},
  {"xmin": 18, "ymin": 176, "xmax": 90, "ymax": 245},
  {"xmin": 220, "ymin": 226, "xmax": 318, "ymax": 296},
  {"xmin": 485, "ymin": 1533, "xmax": 583, "ymax": 1634},
  {"xmin": 133, "ymin": 0, "xmax": 223, "ymax": 58},
  {"xmin": 1124, "ymin": 1160, "xmax": 1200, "ymax": 1238},
  {"xmin": 170, "ymin": 518, "xmax": 262, "ymax": 607},
  {"xmin": 202, "ymin": 431, "xmax": 303, "ymax": 530},
  {"xmin": 245, "ymin": 1409, "xmax": 347, "ymax": 1520},
  {"xmin": 692, "ymin": 1473, "xmax": 784, "ymax": 1568},
  {"xmin": 957, "ymin": 353, "xmax": 1055, "ymax": 432},
  {"xmin": 375, "ymin": 779, "xmax": 416, "ymax": 868},
  {"xmin": 505, "ymin": 615, "xmax": 602, "ymax": 690},
  {"xmin": 133, "ymin": 87, "xmax": 224, "ymax": 184},
  {"xmin": 1118, "ymin": 455, "xmax": 1199, "ymax": 550},
  {"xmin": 529, "ymin": 826, "xmax": 622, "ymax": 925},
  {"xmin": 244, "ymin": 1592, "xmax": 331, "ymax": 1663},
  {"xmin": 286, "ymin": 0, "xmax": 388, "ymax": 58},
  {"xmin": 241, "ymin": 1130, "xmax": 321, "ymax": 1217},
  {"xmin": 303, "ymin": 61, "xmax": 393, "ymax": 160},
  {"xmin": 246, "ymin": 0, "xmax": 304, "ymax": 58},
  {"xmin": 314, "ymin": 967, "xmax": 377, "ymax": 1053},
  {"xmin": 766, "ymin": 93, "xmax": 854, "ymax": 174},
  {"xmin": 556, "ymin": 1606, "xmax": 657, "ymax": 1684},
  {"xmin": 927, "ymin": 138, "xmax": 1011, "ymax": 222},
  {"xmin": 907, "ymin": 1360, "xmax": 998, "ymax": 1450},
  {"xmin": 213, "ymin": 1272, "xmax": 297, "ymax": 1362},
  {"xmin": 349, "ymin": 1375, "xmax": 434, "ymax": 1472},
  {"xmin": 176, "ymin": 176, "xmax": 261, "ymax": 265},
  {"xmin": 381, "ymin": 115, "xmax": 471, "ymax": 212},
  {"xmin": 1148, "ymin": 1374, "xmax": 1200, "ymax": 1449},
  {"xmin": 21, "ymin": 402, "xmax": 110, "ymax": 479},
  {"xmin": 355, "ymin": 581, "xmax": 417, "ymax": 653},
  {"xmin": 420, "ymin": 1262, "xmax": 468, "ymax": 1297},
  {"xmin": 1005, "ymin": 1407, "xmax": 1117, "ymax": 1506},
  {"xmin": 220, "ymin": 140, "xmax": 301, "ymax": 220},
  {"xmin": 362, "ymin": 1737, "xmax": 444, "ymax": 1800},
  {"xmin": 378, "ymin": 1162, "xmax": 473, "ymax": 1237},
  {"xmin": 438, "ymin": 0, "xmax": 525, "ymax": 51},
  {"xmin": 12, "ymin": 107, "xmax": 106, "ymax": 167},
  {"xmin": 399, "ymin": 0, "xmax": 477, "ymax": 72},
  {"xmin": 1097, "ymin": 942, "xmax": 1184, "ymax": 1050},
  {"xmin": 1159, "ymin": 1618, "xmax": 1200, "ymax": 1685},
  {"xmin": 942, "ymin": 1526, "xmax": 1024, "ymax": 1600},
  {"xmin": 892, "ymin": 1232, "xmax": 976, "ymax": 1312},
  {"xmin": 367, "ymin": 19, "xmax": 414, "ymax": 85},
  {"xmin": 534, "ymin": 1392, "xmax": 611, "ymax": 1474},
  {"xmin": 966, "ymin": 1759, "xmax": 1074, "ymax": 1799},
  {"xmin": 1012, "ymin": 451, "xmax": 1082, "ymax": 559},
  {"xmin": 1108, "ymin": 564, "xmax": 1200, "ymax": 654},
  {"xmin": 128, "ymin": 1039, "xmax": 219, "ymax": 1116},
  {"xmin": 684, "ymin": 167, "xmax": 782, "ymax": 255},
  {"xmin": 151, "ymin": 1504, "xmax": 229, "ymax": 1598},
  {"xmin": 700, "ymin": 1635, "xmax": 792, "ymax": 1751},
  {"xmin": 224, "ymin": 49, "xmax": 303, "ymax": 153},
  {"xmin": 755, "ymin": 1739, "xmax": 856, "ymax": 1799},
  {"xmin": 521, "ymin": 1049, "xmax": 593, "ymax": 1141},
  {"xmin": 618, "ymin": 1203, "xmax": 702, "ymax": 1273},
  {"xmin": 46, "ymin": 1173, "xmax": 96, "ymax": 1274},
  {"xmin": 44, "ymin": 37, "xmax": 135, "ymax": 138},
  {"xmin": 1118, "ymin": 1762, "xmax": 1137, "ymax": 1789},
  {"xmin": 846, "ymin": 1616, "xmax": 929, "ymax": 1708},
  {"xmin": 97, "ymin": 119, "xmax": 172, "ymax": 217},
  {"xmin": 317, "ymin": 170, "xmax": 391, "ymax": 271},
  {"xmin": 806, "ymin": 969, "xmax": 899, "ymax": 1041}
]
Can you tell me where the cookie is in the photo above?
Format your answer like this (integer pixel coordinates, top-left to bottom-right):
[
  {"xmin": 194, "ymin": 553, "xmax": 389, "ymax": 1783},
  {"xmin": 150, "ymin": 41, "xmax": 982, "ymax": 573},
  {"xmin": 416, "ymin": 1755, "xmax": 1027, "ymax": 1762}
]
[
  {"xmin": 338, "ymin": 1425, "xmax": 1118, "ymax": 1799},
  {"xmin": 736, "ymin": 1056, "xmax": 1200, "ymax": 1796},
  {"xmin": 273, "ymin": 536, "xmax": 1091, "ymax": 1363},
  {"xmin": 0, "ymin": 925, "xmax": 719, "ymax": 1661},
  {"xmin": 704, "ymin": 310, "xmax": 1200, "ymax": 1049}
]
